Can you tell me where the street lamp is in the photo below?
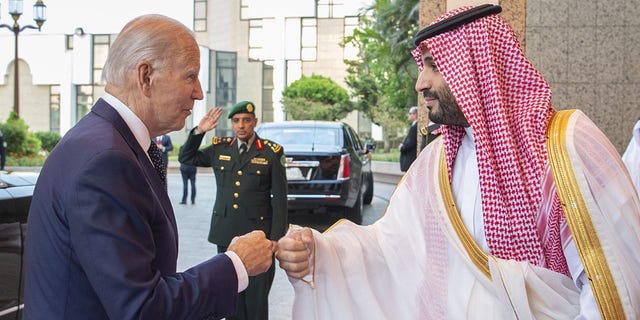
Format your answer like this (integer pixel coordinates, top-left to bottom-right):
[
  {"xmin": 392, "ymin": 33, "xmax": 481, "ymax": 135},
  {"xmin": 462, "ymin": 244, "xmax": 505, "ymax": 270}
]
[{"xmin": 0, "ymin": 0, "xmax": 46, "ymax": 118}]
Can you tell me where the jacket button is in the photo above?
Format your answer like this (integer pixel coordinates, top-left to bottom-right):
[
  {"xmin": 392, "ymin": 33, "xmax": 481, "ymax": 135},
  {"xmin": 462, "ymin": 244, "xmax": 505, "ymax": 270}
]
[
  {"xmin": 233, "ymin": 204, "xmax": 238, "ymax": 209},
  {"xmin": 234, "ymin": 193, "xmax": 239, "ymax": 198},
  {"xmin": 237, "ymin": 170, "xmax": 243, "ymax": 175},
  {"xmin": 235, "ymin": 181, "xmax": 241, "ymax": 187},
  {"xmin": 221, "ymin": 166, "xmax": 225, "ymax": 170},
  {"xmin": 259, "ymin": 216, "xmax": 264, "ymax": 220},
  {"xmin": 256, "ymin": 170, "xmax": 261, "ymax": 175}
]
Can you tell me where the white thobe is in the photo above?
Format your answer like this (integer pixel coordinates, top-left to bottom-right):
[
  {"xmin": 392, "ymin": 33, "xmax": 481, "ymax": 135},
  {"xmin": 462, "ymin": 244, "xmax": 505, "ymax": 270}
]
[
  {"xmin": 288, "ymin": 110, "xmax": 640, "ymax": 319},
  {"xmin": 622, "ymin": 119, "xmax": 640, "ymax": 195}
]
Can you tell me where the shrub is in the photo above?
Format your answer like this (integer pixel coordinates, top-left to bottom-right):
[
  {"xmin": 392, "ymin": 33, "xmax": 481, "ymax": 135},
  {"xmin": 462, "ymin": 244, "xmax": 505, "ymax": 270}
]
[
  {"xmin": 35, "ymin": 131, "xmax": 62, "ymax": 152},
  {"xmin": 1, "ymin": 112, "xmax": 28, "ymax": 154},
  {"xmin": 23, "ymin": 134, "xmax": 42, "ymax": 156}
]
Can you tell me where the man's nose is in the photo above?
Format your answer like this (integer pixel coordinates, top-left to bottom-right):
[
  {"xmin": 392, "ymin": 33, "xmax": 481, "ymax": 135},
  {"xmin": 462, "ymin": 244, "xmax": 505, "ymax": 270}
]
[{"xmin": 415, "ymin": 70, "xmax": 430, "ymax": 93}]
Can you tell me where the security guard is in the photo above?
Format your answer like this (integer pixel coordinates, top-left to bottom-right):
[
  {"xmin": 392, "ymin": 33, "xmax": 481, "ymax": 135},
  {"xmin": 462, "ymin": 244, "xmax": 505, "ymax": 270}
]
[{"xmin": 179, "ymin": 101, "xmax": 287, "ymax": 320}]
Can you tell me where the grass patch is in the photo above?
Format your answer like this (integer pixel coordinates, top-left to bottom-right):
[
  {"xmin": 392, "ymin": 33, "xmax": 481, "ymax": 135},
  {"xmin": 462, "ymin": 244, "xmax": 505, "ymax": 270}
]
[
  {"xmin": 6, "ymin": 153, "xmax": 48, "ymax": 167},
  {"xmin": 370, "ymin": 150, "xmax": 399, "ymax": 162}
]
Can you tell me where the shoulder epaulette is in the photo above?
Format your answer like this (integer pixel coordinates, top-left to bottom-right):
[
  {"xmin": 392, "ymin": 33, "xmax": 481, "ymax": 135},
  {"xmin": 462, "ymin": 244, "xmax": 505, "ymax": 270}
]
[
  {"xmin": 262, "ymin": 139, "xmax": 282, "ymax": 153},
  {"xmin": 212, "ymin": 137, "xmax": 233, "ymax": 145},
  {"xmin": 420, "ymin": 127, "xmax": 429, "ymax": 136}
]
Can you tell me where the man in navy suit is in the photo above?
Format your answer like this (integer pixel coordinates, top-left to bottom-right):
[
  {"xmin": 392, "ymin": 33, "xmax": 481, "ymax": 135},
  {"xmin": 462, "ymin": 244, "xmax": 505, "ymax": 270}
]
[
  {"xmin": 154, "ymin": 134, "xmax": 174, "ymax": 170},
  {"xmin": 399, "ymin": 106, "xmax": 419, "ymax": 172},
  {"xmin": 23, "ymin": 14, "xmax": 275, "ymax": 320}
]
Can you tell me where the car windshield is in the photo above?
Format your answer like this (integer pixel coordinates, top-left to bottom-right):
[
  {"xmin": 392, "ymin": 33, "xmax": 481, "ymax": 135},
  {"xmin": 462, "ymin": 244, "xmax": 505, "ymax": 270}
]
[{"xmin": 259, "ymin": 126, "xmax": 340, "ymax": 149}]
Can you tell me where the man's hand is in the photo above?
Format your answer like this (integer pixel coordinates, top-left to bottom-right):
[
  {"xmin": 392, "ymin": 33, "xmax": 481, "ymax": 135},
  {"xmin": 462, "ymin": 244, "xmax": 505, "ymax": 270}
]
[
  {"xmin": 228, "ymin": 230, "xmax": 276, "ymax": 276},
  {"xmin": 275, "ymin": 227, "xmax": 314, "ymax": 279},
  {"xmin": 196, "ymin": 107, "xmax": 223, "ymax": 133}
]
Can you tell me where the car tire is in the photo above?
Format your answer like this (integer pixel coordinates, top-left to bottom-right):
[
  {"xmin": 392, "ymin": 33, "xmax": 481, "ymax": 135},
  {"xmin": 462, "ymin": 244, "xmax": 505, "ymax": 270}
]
[
  {"xmin": 363, "ymin": 173, "xmax": 374, "ymax": 205},
  {"xmin": 345, "ymin": 187, "xmax": 363, "ymax": 224}
]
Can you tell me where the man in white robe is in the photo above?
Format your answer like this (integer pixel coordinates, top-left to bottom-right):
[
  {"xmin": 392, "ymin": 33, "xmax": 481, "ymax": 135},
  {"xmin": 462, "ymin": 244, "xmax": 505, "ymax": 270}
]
[{"xmin": 275, "ymin": 4, "xmax": 640, "ymax": 319}]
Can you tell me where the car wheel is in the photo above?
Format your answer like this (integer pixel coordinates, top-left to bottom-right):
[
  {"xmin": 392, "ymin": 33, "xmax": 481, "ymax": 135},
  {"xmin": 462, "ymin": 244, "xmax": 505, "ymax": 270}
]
[
  {"xmin": 345, "ymin": 187, "xmax": 363, "ymax": 224},
  {"xmin": 363, "ymin": 173, "xmax": 374, "ymax": 205}
]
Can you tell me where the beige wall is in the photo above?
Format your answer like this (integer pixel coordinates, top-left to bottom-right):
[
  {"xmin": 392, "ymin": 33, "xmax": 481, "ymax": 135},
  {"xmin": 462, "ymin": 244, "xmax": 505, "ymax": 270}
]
[
  {"xmin": 0, "ymin": 60, "xmax": 50, "ymax": 132},
  {"xmin": 418, "ymin": 0, "xmax": 639, "ymax": 153}
]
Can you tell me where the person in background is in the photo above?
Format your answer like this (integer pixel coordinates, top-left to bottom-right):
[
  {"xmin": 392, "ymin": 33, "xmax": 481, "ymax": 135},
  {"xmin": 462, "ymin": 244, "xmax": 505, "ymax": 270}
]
[
  {"xmin": 398, "ymin": 106, "xmax": 418, "ymax": 172},
  {"xmin": 0, "ymin": 127, "xmax": 6, "ymax": 170},
  {"xmin": 179, "ymin": 101, "xmax": 288, "ymax": 320},
  {"xmin": 154, "ymin": 134, "xmax": 173, "ymax": 171},
  {"xmin": 23, "ymin": 14, "xmax": 275, "ymax": 320},
  {"xmin": 622, "ymin": 117, "xmax": 640, "ymax": 194},
  {"xmin": 179, "ymin": 149, "xmax": 197, "ymax": 205},
  {"xmin": 275, "ymin": 4, "xmax": 640, "ymax": 319}
]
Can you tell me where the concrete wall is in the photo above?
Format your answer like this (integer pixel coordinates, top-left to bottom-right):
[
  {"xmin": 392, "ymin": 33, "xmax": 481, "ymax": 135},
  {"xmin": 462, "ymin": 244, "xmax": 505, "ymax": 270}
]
[
  {"xmin": 418, "ymin": 0, "xmax": 639, "ymax": 153},
  {"xmin": 526, "ymin": 0, "xmax": 640, "ymax": 152}
]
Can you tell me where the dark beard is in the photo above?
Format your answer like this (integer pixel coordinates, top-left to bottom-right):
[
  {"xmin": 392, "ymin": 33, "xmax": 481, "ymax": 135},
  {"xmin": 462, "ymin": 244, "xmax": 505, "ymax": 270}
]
[{"xmin": 424, "ymin": 87, "xmax": 469, "ymax": 127}]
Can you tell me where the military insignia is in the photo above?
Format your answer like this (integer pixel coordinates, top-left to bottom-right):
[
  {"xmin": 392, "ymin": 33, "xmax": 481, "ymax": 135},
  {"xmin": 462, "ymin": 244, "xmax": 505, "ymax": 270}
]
[
  {"xmin": 212, "ymin": 137, "xmax": 232, "ymax": 145},
  {"xmin": 251, "ymin": 157, "xmax": 268, "ymax": 165},
  {"xmin": 265, "ymin": 140, "xmax": 282, "ymax": 153},
  {"xmin": 280, "ymin": 154, "xmax": 286, "ymax": 167},
  {"xmin": 420, "ymin": 127, "xmax": 428, "ymax": 136},
  {"xmin": 247, "ymin": 103, "xmax": 254, "ymax": 112},
  {"xmin": 219, "ymin": 155, "xmax": 231, "ymax": 161}
]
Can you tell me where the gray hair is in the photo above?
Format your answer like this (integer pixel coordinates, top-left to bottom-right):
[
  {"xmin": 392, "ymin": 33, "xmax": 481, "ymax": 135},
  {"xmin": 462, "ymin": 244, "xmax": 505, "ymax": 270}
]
[
  {"xmin": 409, "ymin": 106, "xmax": 418, "ymax": 114},
  {"xmin": 102, "ymin": 14, "xmax": 196, "ymax": 86}
]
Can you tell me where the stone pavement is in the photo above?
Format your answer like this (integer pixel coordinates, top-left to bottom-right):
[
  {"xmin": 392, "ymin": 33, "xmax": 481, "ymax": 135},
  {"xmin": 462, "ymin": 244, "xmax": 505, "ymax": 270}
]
[
  {"xmin": 167, "ymin": 172, "xmax": 295, "ymax": 319},
  {"xmin": 167, "ymin": 171, "xmax": 397, "ymax": 319}
]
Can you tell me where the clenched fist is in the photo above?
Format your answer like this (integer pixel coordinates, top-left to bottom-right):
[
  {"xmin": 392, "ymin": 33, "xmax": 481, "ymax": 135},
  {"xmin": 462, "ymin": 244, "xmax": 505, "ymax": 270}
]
[
  {"xmin": 275, "ymin": 227, "xmax": 314, "ymax": 279},
  {"xmin": 227, "ymin": 230, "xmax": 276, "ymax": 276}
]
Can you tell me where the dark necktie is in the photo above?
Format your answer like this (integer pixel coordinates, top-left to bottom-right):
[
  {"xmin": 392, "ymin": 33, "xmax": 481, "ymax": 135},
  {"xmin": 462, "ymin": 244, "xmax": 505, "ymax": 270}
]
[
  {"xmin": 148, "ymin": 142, "xmax": 167, "ymax": 185},
  {"xmin": 239, "ymin": 143, "xmax": 247, "ymax": 155}
]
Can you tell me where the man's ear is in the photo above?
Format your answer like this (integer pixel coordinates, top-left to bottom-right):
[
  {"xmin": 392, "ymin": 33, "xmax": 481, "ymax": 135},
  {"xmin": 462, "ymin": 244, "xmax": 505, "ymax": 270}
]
[{"xmin": 137, "ymin": 61, "xmax": 153, "ymax": 97}]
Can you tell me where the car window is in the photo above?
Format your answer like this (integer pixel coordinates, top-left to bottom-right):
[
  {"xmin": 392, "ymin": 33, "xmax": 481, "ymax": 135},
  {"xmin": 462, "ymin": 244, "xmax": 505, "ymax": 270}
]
[
  {"xmin": 258, "ymin": 126, "xmax": 341, "ymax": 148},
  {"xmin": 348, "ymin": 126, "xmax": 363, "ymax": 151}
]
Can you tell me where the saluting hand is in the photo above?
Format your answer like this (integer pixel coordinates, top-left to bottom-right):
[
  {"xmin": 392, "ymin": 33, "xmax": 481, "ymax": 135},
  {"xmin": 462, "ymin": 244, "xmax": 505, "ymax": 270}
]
[
  {"xmin": 197, "ymin": 107, "xmax": 223, "ymax": 133},
  {"xmin": 275, "ymin": 227, "xmax": 314, "ymax": 279}
]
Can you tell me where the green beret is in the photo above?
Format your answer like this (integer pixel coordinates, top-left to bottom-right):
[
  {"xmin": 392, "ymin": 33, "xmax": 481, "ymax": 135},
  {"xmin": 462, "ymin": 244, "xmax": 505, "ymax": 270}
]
[{"xmin": 228, "ymin": 100, "xmax": 256, "ymax": 119}]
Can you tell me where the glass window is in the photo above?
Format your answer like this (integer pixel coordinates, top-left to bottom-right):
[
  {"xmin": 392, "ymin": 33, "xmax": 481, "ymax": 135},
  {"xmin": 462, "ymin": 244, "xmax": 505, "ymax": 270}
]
[
  {"xmin": 65, "ymin": 34, "xmax": 73, "ymax": 50},
  {"xmin": 93, "ymin": 34, "xmax": 112, "ymax": 86},
  {"xmin": 317, "ymin": 0, "xmax": 345, "ymax": 18},
  {"xmin": 301, "ymin": 18, "xmax": 317, "ymax": 61},
  {"xmin": 194, "ymin": 0, "xmax": 207, "ymax": 32},
  {"xmin": 344, "ymin": 16, "xmax": 359, "ymax": 61},
  {"xmin": 75, "ymin": 85, "xmax": 94, "ymax": 124},
  {"xmin": 50, "ymin": 85, "xmax": 60, "ymax": 133},
  {"xmin": 249, "ymin": 19, "xmax": 264, "ymax": 61},
  {"xmin": 215, "ymin": 51, "xmax": 237, "ymax": 136}
]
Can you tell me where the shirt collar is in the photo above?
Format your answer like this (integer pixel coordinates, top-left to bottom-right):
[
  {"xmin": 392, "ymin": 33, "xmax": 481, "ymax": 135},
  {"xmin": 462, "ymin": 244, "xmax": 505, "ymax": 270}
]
[
  {"xmin": 102, "ymin": 93, "xmax": 152, "ymax": 151},
  {"xmin": 239, "ymin": 134, "xmax": 256, "ymax": 151}
]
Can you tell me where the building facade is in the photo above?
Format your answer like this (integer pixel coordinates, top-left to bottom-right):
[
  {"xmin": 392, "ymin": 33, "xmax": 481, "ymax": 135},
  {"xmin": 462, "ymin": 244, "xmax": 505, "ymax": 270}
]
[{"xmin": 0, "ymin": 0, "xmax": 374, "ymax": 146}]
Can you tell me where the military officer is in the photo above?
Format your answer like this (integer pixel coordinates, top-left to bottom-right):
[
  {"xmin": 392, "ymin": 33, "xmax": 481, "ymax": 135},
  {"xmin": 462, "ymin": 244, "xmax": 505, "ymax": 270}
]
[{"xmin": 179, "ymin": 101, "xmax": 287, "ymax": 320}]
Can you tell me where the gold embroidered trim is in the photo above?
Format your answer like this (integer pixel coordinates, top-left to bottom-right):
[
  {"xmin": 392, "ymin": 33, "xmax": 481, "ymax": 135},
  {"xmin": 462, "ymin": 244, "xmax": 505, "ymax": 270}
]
[
  {"xmin": 438, "ymin": 148, "xmax": 491, "ymax": 278},
  {"xmin": 546, "ymin": 110, "xmax": 624, "ymax": 320}
]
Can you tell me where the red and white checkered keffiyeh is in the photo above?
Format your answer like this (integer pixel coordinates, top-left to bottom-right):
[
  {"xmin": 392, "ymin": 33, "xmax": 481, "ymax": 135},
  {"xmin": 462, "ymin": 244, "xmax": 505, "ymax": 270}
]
[{"xmin": 412, "ymin": 6, "xmax": 568, "ymax": 274}]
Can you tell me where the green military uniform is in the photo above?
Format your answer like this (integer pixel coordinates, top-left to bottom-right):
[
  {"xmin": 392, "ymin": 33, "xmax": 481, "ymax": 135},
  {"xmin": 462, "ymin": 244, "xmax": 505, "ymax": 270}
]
[
  {"xmin": 178, "ymin": 102, "xmax": 287, "ymax": 320},
  {"xmin": 179, "ymin": 132, "xmax": 288, "ymax": 245}
]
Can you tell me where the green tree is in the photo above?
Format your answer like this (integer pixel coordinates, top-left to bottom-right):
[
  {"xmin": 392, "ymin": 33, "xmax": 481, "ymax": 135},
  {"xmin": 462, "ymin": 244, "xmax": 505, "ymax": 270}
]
[
  {"xmin": 282, "ymin": 74, "xmax": 353, "ymax": 121},
  {"xmin": 344, "ymin": 0, "xmax": 420, "ymax": 151}
]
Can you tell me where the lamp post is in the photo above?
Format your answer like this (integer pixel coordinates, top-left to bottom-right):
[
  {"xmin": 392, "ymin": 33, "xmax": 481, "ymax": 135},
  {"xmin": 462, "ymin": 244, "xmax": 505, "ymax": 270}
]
[{"xmin": 0, "ymin": 0, "xmax": 46, "ymax": 118}]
